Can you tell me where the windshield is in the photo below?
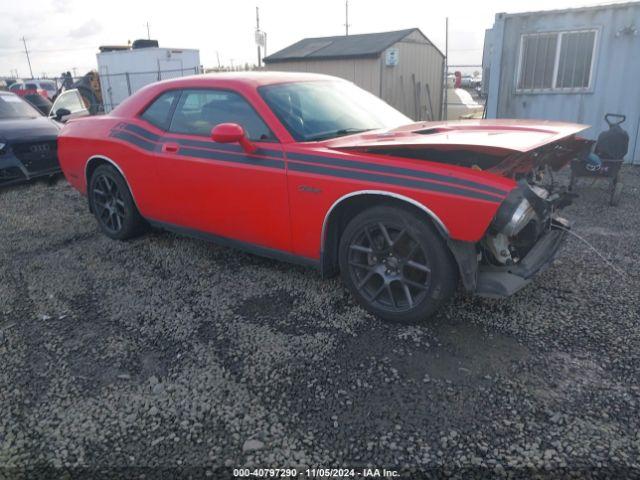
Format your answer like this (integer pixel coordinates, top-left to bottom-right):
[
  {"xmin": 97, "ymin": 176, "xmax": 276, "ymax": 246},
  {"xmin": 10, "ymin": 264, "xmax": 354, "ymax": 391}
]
[
  {"xmin": 259, "ymin": 80, "xmax": 411, "ymax": 141},
  {"xmin": 0, "ymin": 94, "xmax": 42, "ymax": 119}
]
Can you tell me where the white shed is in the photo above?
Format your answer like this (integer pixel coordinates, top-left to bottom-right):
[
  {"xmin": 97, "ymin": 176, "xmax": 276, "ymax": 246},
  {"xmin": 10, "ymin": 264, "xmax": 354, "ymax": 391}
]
[
  {"xmin": 264, "ymin": 29, "xmax": 444, "ymax": 121},
  {"xmin": 97, "ymin": 46, "xmax": 200, "ymax": 112}
]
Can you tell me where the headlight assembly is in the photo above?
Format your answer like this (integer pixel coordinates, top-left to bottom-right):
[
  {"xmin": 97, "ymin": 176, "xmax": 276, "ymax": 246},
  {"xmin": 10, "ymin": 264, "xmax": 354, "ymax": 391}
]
[{"xmin": 502, "ymin": 198, "xmax": 537, "ymax": 237}]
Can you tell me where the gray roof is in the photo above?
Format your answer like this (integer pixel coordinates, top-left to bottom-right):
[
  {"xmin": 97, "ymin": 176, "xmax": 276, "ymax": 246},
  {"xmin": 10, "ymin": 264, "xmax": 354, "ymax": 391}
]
[{"xmin": 264, "ymin": 28, "xmax": 441, "ymax": 63}]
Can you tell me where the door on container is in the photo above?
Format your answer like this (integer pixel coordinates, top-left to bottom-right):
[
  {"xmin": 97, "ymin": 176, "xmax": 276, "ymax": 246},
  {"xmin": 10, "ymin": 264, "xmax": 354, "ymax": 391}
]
[
  {"xmin": 158, "ymin": 58, "xmax": 183, "ymax": 81},
  {"xmin": 151, "ymin": 88, "xmax": 291, "ymax": 252}
]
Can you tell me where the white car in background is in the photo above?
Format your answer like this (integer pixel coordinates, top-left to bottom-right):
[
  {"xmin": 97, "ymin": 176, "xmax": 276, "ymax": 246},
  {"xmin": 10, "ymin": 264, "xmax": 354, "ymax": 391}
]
[
  {"xmin": 9, "ymin": 79, "xmax": 57, "ymax": 100},
  {"xmin": 445, "ymin": 76, "xmax": 485, "ymax": 120}
]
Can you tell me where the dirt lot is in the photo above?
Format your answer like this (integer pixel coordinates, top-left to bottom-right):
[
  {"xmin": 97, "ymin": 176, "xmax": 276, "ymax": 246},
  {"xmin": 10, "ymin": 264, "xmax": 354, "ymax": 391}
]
[{"xmin": 1, "ymin": 168, "xmax": 639, "ymax": 479}]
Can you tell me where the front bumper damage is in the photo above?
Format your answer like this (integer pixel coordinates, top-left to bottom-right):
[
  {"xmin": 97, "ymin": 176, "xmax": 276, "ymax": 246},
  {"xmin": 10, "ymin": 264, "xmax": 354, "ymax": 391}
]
[
  {"xmin": 448, "ymin": 180, "xmax": 573, "ymax": 299},
  {"xmin": 475, "ymin": 219, "xmax": 568, "ymax": 298}
]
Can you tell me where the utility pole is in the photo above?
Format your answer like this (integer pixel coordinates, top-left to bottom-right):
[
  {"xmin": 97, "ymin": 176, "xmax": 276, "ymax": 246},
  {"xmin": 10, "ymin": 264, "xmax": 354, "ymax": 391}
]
[
  {"xmin": 216, "ymin": 51, "xmax": 221, "ymax": 69},
  {"xmin": 21, "ymin": 37, "xmax": 34, "ymax": 79},
  {"xmin": 256, "ymin": 7, "xmax": 262, "ymax": 68},
  {"xmin": 146, "ymin": 22, "xmax": 151, "ymax": 40},
  {"xmin": 345, "ymin": 0, "xmax": 350, "ymax": 36},
  {"xmin": 443, "ymin": 17, "xmax": 448, "ymax": 120}
]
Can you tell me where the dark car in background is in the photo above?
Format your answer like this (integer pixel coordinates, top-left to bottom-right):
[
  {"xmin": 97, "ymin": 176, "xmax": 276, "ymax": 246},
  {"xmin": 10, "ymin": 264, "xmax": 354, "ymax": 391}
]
[
  {"xmin": 0, "ymin": 91, "xmax": 60, "ymax": 186},
  {"xmin": 23, "ymin": 93, "xmax": 54, "ymax": 116}
]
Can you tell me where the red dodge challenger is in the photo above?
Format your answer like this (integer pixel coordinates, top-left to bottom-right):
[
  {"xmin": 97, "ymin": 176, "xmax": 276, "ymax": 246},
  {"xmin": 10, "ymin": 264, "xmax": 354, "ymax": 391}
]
[{"xmin": 58, "ymin": 72, "xmax": 591, "ymax": 322}]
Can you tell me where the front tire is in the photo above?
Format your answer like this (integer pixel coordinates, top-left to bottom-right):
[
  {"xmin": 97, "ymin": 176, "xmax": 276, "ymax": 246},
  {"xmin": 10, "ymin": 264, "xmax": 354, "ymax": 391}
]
[
  {"xmin": 338, "ymin": 206, "xmax": 458, "ymax": 323},
  {"xmin": 89, "ymin": 164, "xmax": 145, "ymax": 240}
]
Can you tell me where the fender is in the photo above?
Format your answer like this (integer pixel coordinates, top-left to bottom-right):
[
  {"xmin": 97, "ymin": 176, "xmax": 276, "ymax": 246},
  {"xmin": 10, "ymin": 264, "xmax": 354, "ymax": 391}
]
[
  {"xmin": 319, "ymin": 190, "xmax": 451, "ymax": 277},
  {"xmin": 321, "ymin": 189, "xmax": 449, "ymax": 250},
  {"xmin": 85, "ymin": 154, "xmax": 141, "ymax": 211}
]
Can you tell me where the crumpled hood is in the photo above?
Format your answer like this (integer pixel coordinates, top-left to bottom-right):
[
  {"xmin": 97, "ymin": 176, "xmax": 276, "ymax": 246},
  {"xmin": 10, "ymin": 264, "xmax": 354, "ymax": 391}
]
[
  {"xmin": 0, "ymin": 117, "xmax": 60, "ymax": 143},
  {"xmin": 324, "ymin": 119, "xmax": 590, "ymax": 155}
]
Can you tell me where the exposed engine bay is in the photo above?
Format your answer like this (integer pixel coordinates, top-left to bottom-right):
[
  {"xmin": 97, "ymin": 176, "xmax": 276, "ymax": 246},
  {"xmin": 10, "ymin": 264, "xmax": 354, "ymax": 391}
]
[
  {"xmin": 359, "ymin": 135, "xmax": 593, "ymax": 178},
  {"xmin": 482, "ymin": 178, "xmax": 572, "ymax": 267},
  {"xmin": 360, "ymin": 135, "xmax": 593, "ymax": 272},
  {"xmin": 480, "ymin": 137, "xmax": 593, "ymax": 268},
  {"xmin": 338, "ymin": 128, "xmax": 595, "ymax": 298},
  {"xmin": 446, "ymin": 171, "xmax": 578, "ymax": 298}
]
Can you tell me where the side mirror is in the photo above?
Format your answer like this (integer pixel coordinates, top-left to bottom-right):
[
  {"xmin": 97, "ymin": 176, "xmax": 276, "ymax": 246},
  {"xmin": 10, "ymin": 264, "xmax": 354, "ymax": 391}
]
[
  {"xmin": 211, "ymin": 123, "xmax": 256, "ymax": 153},
  {"xmin": 55, "ymin": 108, "xmax": 71, "ymax": 121}
]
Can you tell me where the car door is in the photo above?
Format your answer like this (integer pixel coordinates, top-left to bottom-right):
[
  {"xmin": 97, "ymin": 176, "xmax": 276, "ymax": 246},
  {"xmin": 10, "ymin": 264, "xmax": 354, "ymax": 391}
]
[
  {"xmin": 50, "ymin": 89, "xmax": 90, "ymax": 122},
  {"xmin": 149, "ymin": 88, "xmax": 291, "ymax": 253}
]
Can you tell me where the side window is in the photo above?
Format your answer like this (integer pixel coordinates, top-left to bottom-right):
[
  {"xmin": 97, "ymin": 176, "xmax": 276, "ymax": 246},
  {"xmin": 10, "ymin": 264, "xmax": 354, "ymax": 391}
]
[
  {"xmin": 140, "ymin": 91, "xmax": 179, "ymax": 130},
  {"xmin": 53, "ymin": 91, "xmax": 86, "ymax": 113},
  {"xmin": 25, "ymin": 83, "xmax": 38, "ymax": 90},
  {"xmin": 168, "ymin": 89, "xmax": 275, "ymax": 142}
]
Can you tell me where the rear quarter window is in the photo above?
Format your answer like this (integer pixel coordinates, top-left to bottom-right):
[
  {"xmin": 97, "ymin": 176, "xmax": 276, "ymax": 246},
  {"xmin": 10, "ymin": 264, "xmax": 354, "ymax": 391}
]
[{"xmin": 140, "ymin": 91, "xmax": 179, "ymax": 130}]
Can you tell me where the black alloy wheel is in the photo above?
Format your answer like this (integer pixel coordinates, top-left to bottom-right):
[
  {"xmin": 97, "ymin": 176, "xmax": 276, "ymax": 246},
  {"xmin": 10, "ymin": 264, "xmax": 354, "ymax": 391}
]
[
  {"xmin": 89, "ymin": 164, "xmax": 145, "ymax": 240},
  {"xmin": 348, "ymin": 222, "xmax": 431, "ymax": 311},
  {"xmin": 92, "ymin": 173, "xmax": 126, "ymax": 234},
  {"xmin": 339, "ymin": 206, "xmax": 458, "ymax": 323}
]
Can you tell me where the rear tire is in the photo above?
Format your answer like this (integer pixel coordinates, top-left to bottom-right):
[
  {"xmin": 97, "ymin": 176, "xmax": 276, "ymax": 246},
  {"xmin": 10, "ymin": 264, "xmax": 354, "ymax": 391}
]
[
  {"xmin": 338, "ymin": 206, "xmax": 458, "ymax": 323},
  {"xmin": 88, "ymin": 164, "xmax": 145, "ymax": 240}
]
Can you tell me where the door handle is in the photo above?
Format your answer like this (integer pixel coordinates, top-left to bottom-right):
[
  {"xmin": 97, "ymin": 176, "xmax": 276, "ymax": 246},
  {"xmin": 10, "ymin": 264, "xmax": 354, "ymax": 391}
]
[{"xmin": 162, "ymin": 143, "xmax": 180, "ymax": 153}]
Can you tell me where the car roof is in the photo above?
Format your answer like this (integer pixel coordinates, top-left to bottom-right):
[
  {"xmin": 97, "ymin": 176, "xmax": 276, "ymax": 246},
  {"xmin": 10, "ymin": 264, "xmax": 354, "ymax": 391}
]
[
  {"xmin": 111, "ymin": 71, "xmax": 351, "ymax": 118},
  {"xmin": 153, "ymin": 71, "xmax": 345, "ymax": 89}
]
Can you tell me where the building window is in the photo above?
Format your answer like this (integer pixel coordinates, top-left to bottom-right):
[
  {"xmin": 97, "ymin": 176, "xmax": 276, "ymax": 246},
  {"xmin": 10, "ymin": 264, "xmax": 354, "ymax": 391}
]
[{"xmin": 517, "ymin": 30, "xmax": 597, "ymax": 92}]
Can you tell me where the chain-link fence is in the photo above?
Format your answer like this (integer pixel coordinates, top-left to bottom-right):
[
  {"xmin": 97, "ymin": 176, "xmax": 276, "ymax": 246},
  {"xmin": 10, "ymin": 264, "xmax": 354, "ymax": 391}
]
[
  {"xmin": 1, "ymin": 66, "xmax": 203, "ymax": 113},
  {"xmin": 99, "ymin": 66, "xmax": 201, "ymax": 112}
]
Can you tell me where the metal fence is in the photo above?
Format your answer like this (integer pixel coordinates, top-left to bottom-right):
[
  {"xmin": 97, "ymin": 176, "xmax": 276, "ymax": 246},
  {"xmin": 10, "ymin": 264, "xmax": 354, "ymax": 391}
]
[
  {"xmin": 99, "ymin": 66, "xmax": 201, "ymax": 112},
  {"xmin": 1, "ymin": 66, "xmax": 203, "ymax": 113}
]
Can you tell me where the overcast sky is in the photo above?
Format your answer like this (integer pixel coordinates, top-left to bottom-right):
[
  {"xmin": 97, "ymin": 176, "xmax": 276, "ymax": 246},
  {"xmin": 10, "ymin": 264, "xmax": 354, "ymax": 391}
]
[{"xmin": 0, "ymin": 0, "xmax": 623, "ymax": 78}]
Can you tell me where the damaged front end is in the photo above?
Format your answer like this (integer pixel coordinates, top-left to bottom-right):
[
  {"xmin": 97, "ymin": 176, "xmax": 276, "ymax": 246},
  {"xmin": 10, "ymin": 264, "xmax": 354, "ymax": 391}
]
[
  {"xmin": 449, "ymin": 181, "xmax": 574, "ymax": 298},
  {"xmin": 329, "ymin": 119, "xmax": 594, "ymax": 297}
]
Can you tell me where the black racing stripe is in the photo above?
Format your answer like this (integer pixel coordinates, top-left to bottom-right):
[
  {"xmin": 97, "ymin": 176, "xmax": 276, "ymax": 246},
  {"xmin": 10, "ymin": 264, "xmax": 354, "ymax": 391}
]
[
  {"xmin": 174, "ymin": 137, "xmax": 284, "ymax": 159},
  {"xmin": 178, "ymin": 147, "xmax": 284, "ymax": 170},
  {"xmin": 110, "ymin": 131, "xmax": 156, "ymax": 152},
  {"xmin": 122, "ymin": 123, "xmax": 161, "ymax": 142},
  {"xmin": 286, "ymin": 152, "xmax": 508, "ymax": 196},
  {"xmin": 288, "ymin": 161, "xmax": 503, "ymax": 203},
  {"xmin": 111, "ymin": 128, "xmax": 283, "ymax": 170},
  {"xmin": 121, "ymin": 123, "xmax": 284, "ymax": 158}
]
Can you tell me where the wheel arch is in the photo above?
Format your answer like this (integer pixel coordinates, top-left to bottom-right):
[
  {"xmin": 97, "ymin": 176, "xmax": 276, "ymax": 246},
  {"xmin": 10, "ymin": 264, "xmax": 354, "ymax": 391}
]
[
  {"xmin": 320, "ymin": 190, "xmax": 451, "ymax": 278},
  {"xmin": 85, "ymin": 155, "xmax": 140, "ymax": 212}
]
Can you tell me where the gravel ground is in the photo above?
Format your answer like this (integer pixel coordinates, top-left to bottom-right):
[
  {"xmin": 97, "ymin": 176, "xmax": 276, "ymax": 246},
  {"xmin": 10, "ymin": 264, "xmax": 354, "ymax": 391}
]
[{"xmin": 1, "ymin": 168, "xmax": 639, "ymax": 479}]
